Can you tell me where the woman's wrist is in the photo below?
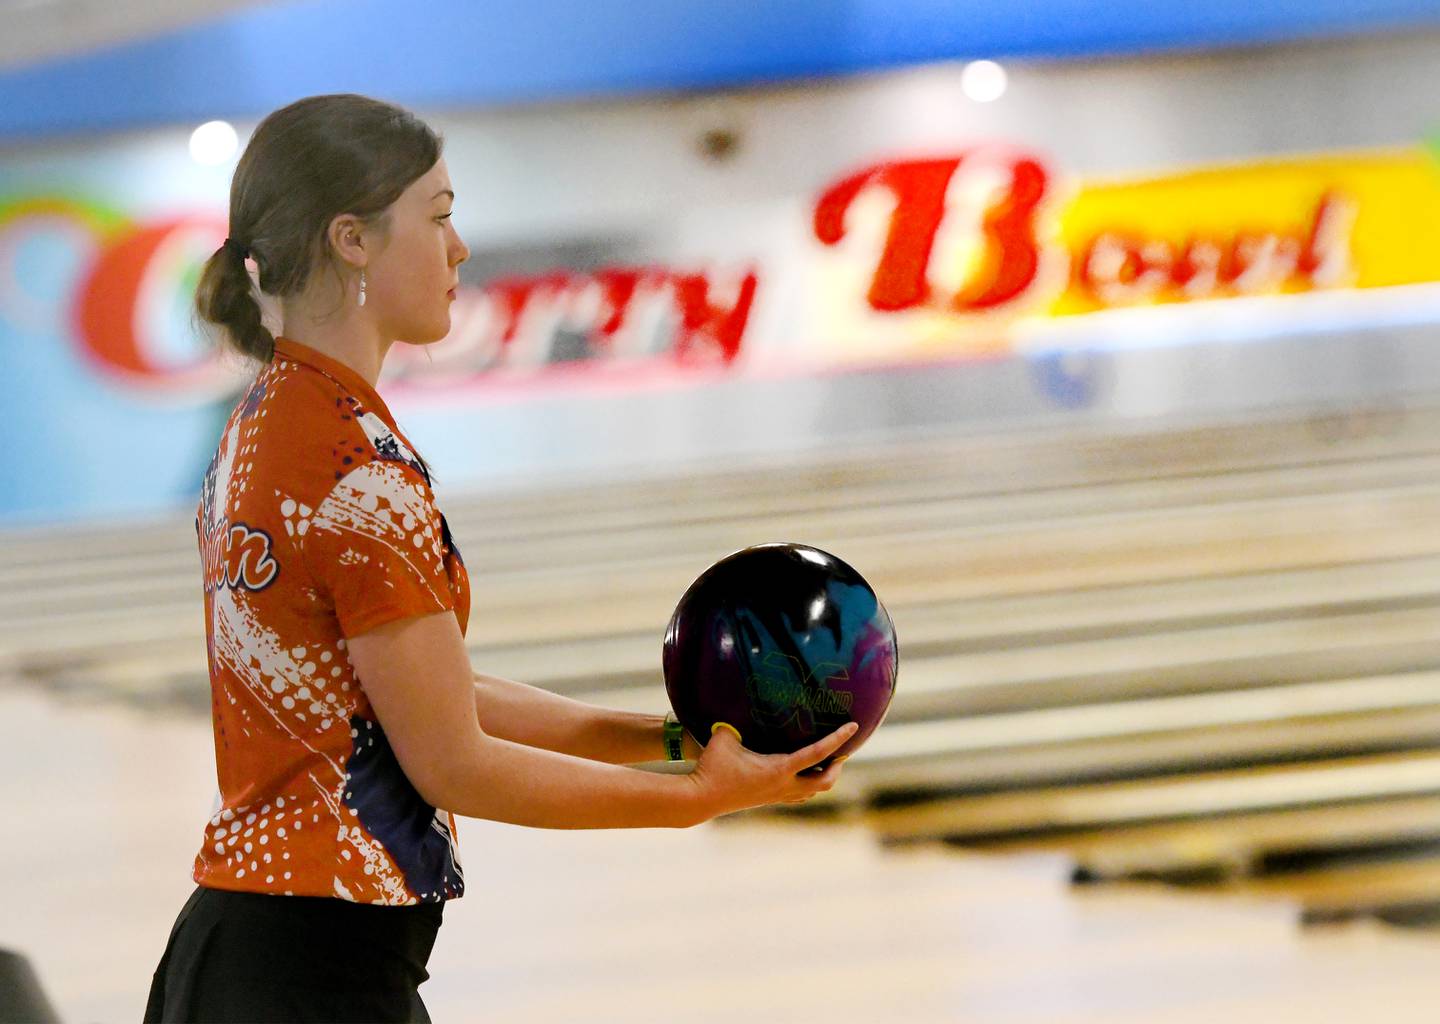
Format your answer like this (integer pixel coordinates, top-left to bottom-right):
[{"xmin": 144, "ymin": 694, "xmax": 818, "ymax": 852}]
[
  {"xmin": 680, "ymin": 724, "xmax": 703, "ymax": 761},
  {"xmin": 662, "ymin": 711, "xmax": 704, "ymax": 761}
]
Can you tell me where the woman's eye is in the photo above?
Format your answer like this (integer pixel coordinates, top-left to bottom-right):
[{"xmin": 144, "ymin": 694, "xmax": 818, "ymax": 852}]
[{"xmin": 436, "ymin": 213, "xmax": 453, "ymax": 222}]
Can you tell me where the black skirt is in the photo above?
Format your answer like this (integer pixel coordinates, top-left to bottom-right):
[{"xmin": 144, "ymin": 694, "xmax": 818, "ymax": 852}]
[{"xmin": 144, "ymin": 886, "xmax": 444, "ymax": 1023}]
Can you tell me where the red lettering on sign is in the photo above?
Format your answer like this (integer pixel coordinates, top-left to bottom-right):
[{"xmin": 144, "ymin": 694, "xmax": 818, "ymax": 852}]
[
  {"xmin": 950, "ymin": 157, "xmax": 1049, "ymax": 312},
  {"xmin": 672, "ymin": 270, "xmax": 757, "ymax": 361},
  {"xmin": 1076, "ymin": 192, "xmax": 1356, "ymax": 305},
  {"xmin": 592, "ymin": 269, "xmax": 643, "ymax": 338},
  {"xmin": 814, "ymin": 158, "xmax": 962, "ymax": 311},
  {"xmin": 385, "ymin": 264, "xmax": 759, "ymax": 385},
  {"xmin": 814, "ymin": 151, "xmax": 1052, "ymax": 314}
]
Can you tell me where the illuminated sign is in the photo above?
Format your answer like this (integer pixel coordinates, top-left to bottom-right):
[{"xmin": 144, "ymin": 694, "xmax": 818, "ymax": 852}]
[{"xmin": 812, "ymin": 146, "xmax": 1440, "ymax": 333}]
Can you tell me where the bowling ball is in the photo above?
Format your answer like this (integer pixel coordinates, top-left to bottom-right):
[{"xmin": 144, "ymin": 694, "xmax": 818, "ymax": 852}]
[{"xmin": 662, "ymin": 542, "xmax": 898, "ymax": 770}]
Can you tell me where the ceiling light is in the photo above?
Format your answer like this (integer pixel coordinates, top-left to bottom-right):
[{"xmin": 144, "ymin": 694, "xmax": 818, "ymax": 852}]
[
  {"xmin": 189, "ymin": 120, "xmax": 238, "ymax": 166},
  {"xmin": 961, "ymin": 60, "xmax": 1007, "ymax": 103}
]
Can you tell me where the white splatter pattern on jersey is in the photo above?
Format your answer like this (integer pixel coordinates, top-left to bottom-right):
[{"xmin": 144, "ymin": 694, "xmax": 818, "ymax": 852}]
[
  {"xmin": 309, "ymin": 460, "xmax": 447, "ymax": 589},
  {"xmin": 310, "ymin": 769, "xmax": 413, "ymax": 904}
]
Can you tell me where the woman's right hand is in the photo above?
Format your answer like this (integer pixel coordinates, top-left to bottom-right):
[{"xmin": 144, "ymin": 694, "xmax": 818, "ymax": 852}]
[{"xmin": 686, "ymin": 721, "xmax": 859, "ymax": 820}]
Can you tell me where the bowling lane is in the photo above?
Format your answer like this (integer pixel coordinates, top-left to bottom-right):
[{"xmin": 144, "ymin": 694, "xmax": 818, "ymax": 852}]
[{"xmin": 5, "ymin": 682, "xmax": 1440, "ymax": 1022}]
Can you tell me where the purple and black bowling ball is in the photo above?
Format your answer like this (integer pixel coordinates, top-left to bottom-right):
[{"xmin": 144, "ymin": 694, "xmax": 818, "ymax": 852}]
[{"xmin": 662, "ymin": 543, "xmax": 898, "ymax": 769}]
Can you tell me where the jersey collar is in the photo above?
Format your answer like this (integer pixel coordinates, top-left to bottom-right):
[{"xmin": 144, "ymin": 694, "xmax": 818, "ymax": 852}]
[{"xmin": 271, "ymin": 336, "xmax": 401, "ymax": 435}]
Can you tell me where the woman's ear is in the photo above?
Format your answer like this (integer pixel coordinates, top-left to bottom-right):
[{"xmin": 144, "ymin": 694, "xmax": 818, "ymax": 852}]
[{"xmin": 326, "ymin": 213, "xmax": 368, "ymax": 270}]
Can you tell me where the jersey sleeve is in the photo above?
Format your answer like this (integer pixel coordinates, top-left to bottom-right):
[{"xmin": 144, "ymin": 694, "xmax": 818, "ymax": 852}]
[{"xmin": 299, "ymin": 459, "xmax": 456, "ymax": 638}]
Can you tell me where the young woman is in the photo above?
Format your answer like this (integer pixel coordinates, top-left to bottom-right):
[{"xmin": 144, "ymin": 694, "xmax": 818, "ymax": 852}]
[{"xmin": 143, "ymin": 94, "xmax": 854, "ymax": 1023}]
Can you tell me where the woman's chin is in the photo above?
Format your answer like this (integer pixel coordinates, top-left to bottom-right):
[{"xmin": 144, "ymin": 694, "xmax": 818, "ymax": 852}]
[{"xmin": 400, "ymin": 322, "xmax": 451, "ymax": 347}]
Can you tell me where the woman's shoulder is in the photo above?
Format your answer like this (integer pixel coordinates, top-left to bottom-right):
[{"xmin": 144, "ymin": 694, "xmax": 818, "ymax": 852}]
[{"xmin": 241, "ymin": 363, "xmax": 430, "ymax": 509}]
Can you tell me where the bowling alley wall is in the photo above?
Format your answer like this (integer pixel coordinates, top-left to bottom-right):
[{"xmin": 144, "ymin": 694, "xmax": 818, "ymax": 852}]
[{"xmin": 2, "ymin": 28, "xmax": 1440, "ymax": 525}]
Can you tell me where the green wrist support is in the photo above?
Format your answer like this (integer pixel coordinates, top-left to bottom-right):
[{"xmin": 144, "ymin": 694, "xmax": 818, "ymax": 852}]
[{"xmin": 662, "ymin": 712, "xmax": 686, "ymax": 761}]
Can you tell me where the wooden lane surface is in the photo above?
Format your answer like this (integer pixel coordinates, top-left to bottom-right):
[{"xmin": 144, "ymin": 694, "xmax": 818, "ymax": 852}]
[
  {"xmin": 470, "ymin": 553, "xmax": 1440, "ymax": 685},
  {"xmin": 860, "ymin": 604, "xmax": 1440, "ymax": 719},
  {"xmin": 22, "ymin": 599, "xmax": 1440, "ymax": 770},
  {"xmin": 851, "ymin": 672, "xmax": 1440, "ymax": 765},
  {"xmin": 7, "ymin": 483, "xmax": 1440, "ymax": 671},
  {"xmin": 27, "ymin": 685, "xmax": 1436, "ymax": 1024},
  {"xmin": 4, "ymin": 400, "xmax": 1435, "ymax": 573},
  {"xmin": 26, "ymin": 551, "xmax": 1440, "ymax": 705},
  {"xmin": 1205, "ymin": 857, "xmax": 1440, "ymax": 919},
  {"xmin": 967, "ymin": 796, "xmax": 1440, "ymax": 879},
  {"xmin": 7, "ymin": 433, "xmax": 1440, "ymax": 627},
  {"xmin": 445, "ymin": 449, "xmax": 1440, "ymax": 572},
  {"xmin": 477, "ymin": 909, "xmax": 1306, "ymax": 1023},
  {"xmin": 842, "ymin": 704, "xmax": 1440, "ymax": 799},
  {"xmin": 10, "ymin": 442, "xmax": 1440, "ymax": 592},
  {"xmin": 33, "ymin": 654, "xmax": 1440, "ymax": 817},
  {"xmin": 540, "ymin": 603, "xmax": 1440, "ymax": 725},
  {"xmin": 856, "ymin": 749, "xmax": 1440, "ymax": 843},
  {"xmin": 436, "ymin": 811, "xmax": 1440, "ymax": 1024},
  {"xmin": 378, "ymin": 484, "xmax": 1440, "ymax": 645},
  {"xmin": 451, "ymin": 843, "xmax": 1440, "ymax": 1024},
  {"xmin": 821, "ymin": 672, "xmax": 1440, "ymax": 796}
]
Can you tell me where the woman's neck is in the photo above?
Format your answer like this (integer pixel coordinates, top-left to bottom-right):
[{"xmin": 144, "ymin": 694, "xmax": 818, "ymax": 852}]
[{"xmin": 278, "ymin": 308, "xmax": 391, "ymax": 387}]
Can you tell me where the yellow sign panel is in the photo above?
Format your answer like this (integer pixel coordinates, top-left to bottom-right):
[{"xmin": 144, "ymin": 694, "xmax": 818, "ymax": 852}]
[{"xmin": 1051, "ymin": 148, "xmax": 1440, "ymax": 314}]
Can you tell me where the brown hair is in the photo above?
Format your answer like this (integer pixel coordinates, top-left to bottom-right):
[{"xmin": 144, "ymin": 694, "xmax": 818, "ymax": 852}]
[{"xmin": 194, "ymin": 93, "xmax": 443, "ymax": 363}]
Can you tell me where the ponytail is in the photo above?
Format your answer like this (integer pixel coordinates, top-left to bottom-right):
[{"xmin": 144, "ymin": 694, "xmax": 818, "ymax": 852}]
[{"xmin": 195, "ymin": 239, "xmax": 274, "ymax": 363}]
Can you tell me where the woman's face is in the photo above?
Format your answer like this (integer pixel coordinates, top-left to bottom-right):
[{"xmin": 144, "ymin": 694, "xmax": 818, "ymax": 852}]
[{"xmin": 367, "ymin": 157, "xmax": 469, "ymax": 345}]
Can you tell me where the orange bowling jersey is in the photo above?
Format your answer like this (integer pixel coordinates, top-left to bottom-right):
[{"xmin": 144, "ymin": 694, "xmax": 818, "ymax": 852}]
[{"xmin": 192, "ymin": 336, "xmax": 470, "ymax": 905}]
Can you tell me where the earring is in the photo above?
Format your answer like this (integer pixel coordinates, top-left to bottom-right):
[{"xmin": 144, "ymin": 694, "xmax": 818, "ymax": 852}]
[{"xmin": 358, "ymin": 269, "xmax": 367, "ymax": 307}]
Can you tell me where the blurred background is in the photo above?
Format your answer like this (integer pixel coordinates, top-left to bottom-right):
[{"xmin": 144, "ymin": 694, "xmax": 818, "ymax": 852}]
[{"xmin": 4, "ymin": 0, "xmax": 1440, "ymax": 1020}]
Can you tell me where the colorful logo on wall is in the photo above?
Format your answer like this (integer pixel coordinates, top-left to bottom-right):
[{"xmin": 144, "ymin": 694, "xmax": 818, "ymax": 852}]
[{"xmin": 0, "ymin": 197, "xmax": 235, "ymax": 401}]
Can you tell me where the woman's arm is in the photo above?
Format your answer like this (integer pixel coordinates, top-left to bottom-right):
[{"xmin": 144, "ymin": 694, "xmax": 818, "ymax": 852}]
[
  {"xmin": 347, "ymin": 610, "xmax": 709, "ymax": 829},
  {"xmin": 472, "ymin": 671, "xmax": 705, "ymax": 765},
  {"xmin": 348, "ymin": 608, "xmax": 853, "ymax": 830}
]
